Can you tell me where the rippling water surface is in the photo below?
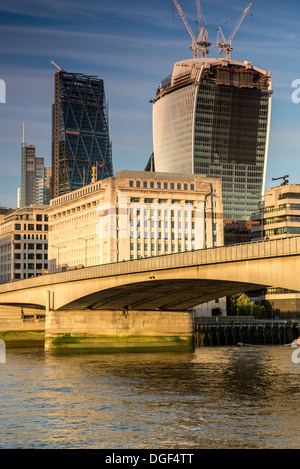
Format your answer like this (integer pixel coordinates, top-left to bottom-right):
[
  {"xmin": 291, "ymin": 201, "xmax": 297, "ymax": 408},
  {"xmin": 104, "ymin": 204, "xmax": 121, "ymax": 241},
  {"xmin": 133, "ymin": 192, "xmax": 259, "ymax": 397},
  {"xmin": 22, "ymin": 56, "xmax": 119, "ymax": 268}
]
[{"xmin": 0, "ymin": 345, "xmax": 299, "ymax": 449}]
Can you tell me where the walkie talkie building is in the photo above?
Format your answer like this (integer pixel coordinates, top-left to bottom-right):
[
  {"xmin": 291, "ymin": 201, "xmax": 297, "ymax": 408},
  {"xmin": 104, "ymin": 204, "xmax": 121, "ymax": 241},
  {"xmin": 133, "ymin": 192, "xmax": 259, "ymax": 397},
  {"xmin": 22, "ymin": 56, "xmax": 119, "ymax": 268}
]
[
  {"xmin": 52, "ymin": 70, "xmax": 113, "ymax": 198},
  {"xmin": 152, "ymin": 58, "xmax": 272, "ymax": 219}
]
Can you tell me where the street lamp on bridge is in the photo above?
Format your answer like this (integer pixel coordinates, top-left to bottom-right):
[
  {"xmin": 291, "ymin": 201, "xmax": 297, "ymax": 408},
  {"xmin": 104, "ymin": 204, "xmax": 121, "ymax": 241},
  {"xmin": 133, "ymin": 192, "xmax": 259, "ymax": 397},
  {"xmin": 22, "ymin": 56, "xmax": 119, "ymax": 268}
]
[
  {"xmin": 79, "ymin": 237, "xmax": 94, "ymax": 267},
  {"xmin": 51, "ymin": 245, "xmax": 66, "ymax": 272}
]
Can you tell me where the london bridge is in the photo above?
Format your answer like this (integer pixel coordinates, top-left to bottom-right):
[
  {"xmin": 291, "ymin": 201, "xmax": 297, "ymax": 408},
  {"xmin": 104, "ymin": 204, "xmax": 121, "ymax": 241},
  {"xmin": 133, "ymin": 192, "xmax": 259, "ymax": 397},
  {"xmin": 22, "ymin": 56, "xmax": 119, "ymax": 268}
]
[{"xmin": 0, "ymin": 236, "xmax": 299, "ymax": 352}]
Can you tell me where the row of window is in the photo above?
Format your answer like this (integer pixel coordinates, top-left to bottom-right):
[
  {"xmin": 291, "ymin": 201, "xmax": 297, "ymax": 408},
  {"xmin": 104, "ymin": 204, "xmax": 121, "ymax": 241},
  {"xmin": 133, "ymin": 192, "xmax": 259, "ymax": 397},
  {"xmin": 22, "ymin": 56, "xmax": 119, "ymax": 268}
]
[
  {"xmin": 0, "ymin": 241, "xmax": 48, "ymax": 256},
  {"xmin": 265, "ymin": 203, "xmax": 300, "ymax": 213},
  {"xmin": 264, "ymin": 226, "xmax": 300, "ymax": 236},
  {"xmin": 14, "ymin": 263, "xmax": 48, "ymax": 270},
  {"xmin": 129, "ymin": 243, "xmax": 197, "ymax": 258},
  {"xmin": 14, "ymin": 223, "xmax": 48, "ymax": 231},
  {"xmin": 14, "ymin": 214, "xmax": 48, "ymax": 222},
  {"xmin": 129, "ymin": 220, "xmax": 196, "ymax": 228},
  {"xmin": 14, "ymin": 243, "xmax": 48, "ymax": 250},
  {"xmin": 264, "ymin": 216, "xmax": 300, "ymax": 225},
  {"xmin": 128, "ymin": 208, "xmax": 196, "ymax": 218},
  {"xmin": 14, "ymin": 234, "xmax": 47, "ymax": 240},
  {"xmin": 129, "ymin": 198, "xmax": 196, "ymax": 207},
  {"xmin": 278, "ymin": 192, "xmax": 300, "ymax": 200},
  {"xmin": 14, "ymin": 253, "xmax": 48, "ymax": 260},
  {"xmin": 0, "ymin": 262, "xmax": 48, "ymax": 272},
  {"xmin": 129, "ymin": 233, "xmax": 196, "ymax": 247},
  {"xmin": 129, "ymin": 231, "xmax": 196, "ymax": 240},
  {"xmin": 129, "ymin": 180, "xmax": 195, "ymax": 191}
]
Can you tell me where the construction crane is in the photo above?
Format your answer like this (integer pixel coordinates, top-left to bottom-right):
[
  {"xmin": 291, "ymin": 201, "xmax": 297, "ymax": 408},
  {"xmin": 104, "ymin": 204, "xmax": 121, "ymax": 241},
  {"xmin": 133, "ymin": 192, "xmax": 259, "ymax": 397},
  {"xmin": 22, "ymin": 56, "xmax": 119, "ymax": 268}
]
[
  {"xmin": 195, "ymin": 0, "xmax": 211, "ymax": 57},
  {"xmin": 173, "ymin": 0, "xmax": 211, "ymax": 58},
  {"xmin": 51, "ymin": 60, "xmax": 64, "ymax": 71},
  {"xmin": 272, "ymin": 175, "xmax": 289, "ymax": 185},
  {"xmin": 216, "ymin": 2, "xmax": 253, "ymax": 59}
]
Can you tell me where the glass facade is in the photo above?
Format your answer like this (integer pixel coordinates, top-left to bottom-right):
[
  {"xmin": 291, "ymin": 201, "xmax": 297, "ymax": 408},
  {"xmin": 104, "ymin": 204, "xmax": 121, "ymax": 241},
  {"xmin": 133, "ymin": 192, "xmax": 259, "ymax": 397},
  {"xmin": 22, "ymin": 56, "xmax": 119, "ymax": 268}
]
[
  {"xmin": 52, "ymin": 71, "xmax": 113, "ymax": 198},
  {"xmin": 21, "ymin": 144, "xmax": 51, "ymax": 207},
  {"xmin": 21, "ymin": 143, "xmax": 36, "ymax": 208},
  {"xmin": 152, "ymin": 58, "xmax": 272, "ymax": 220},
  {"xmin": 152, "ymin": 86, "xmax": 195, "ymax": 175}
]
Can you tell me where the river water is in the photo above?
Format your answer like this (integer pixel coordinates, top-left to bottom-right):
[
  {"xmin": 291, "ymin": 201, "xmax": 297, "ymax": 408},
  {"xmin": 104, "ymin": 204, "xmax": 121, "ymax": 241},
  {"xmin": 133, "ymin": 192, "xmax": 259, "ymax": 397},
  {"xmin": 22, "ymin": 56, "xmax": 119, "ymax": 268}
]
[{"xmin": 0, "ymin": 345, "xmax": 299, "ymax": 449}]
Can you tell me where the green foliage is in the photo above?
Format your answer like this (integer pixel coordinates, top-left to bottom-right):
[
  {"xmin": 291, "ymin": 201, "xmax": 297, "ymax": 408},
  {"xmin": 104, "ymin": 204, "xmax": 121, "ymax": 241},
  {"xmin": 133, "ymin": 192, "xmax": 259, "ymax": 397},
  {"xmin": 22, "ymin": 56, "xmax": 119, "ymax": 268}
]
[
  {"xmin": 227, "ymin": 293, "xmax": 266, "ymax": 318},
  {"xmin": 274, "ymin": 308, "xmax": 281, "ymax": 318}
]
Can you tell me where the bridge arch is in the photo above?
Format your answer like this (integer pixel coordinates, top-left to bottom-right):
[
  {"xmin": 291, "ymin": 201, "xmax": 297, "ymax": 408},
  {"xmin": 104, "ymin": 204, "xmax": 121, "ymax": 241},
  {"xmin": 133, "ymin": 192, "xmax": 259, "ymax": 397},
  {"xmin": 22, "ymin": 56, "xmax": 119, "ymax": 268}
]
[{"xmin": 60, "ymin": 277, "xmax": 265, "ymax": 311}]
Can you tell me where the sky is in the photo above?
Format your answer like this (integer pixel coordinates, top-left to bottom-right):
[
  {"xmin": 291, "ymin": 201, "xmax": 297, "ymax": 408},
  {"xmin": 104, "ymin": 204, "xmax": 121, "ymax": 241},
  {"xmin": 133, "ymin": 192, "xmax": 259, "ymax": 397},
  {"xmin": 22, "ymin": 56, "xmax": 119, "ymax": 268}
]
[{"xmin": 0, "ymin": 0, "xmax": 300, "ymax": 208}]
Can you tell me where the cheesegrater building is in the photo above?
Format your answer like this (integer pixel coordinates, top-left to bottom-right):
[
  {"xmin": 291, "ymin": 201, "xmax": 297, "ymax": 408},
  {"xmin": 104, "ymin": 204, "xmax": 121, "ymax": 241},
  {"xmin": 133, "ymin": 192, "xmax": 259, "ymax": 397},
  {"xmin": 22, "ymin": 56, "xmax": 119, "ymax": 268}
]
[
  {"xmin": 52, "ymin": 69, "xmax": 113, "ymax": 199},
  {"xmin": 152, "ymin": 58, "xmax": 272, "ymax": 220}
]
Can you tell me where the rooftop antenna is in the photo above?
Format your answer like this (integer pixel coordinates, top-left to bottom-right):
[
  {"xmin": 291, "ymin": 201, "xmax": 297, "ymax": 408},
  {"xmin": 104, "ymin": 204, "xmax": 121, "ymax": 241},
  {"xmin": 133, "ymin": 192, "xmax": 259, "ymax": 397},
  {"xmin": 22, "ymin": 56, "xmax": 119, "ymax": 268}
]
[
  {"xmin": 22, "ymin": 122, "xmax": 24, "ymax": 144},
  {"xmin": 173, "ymin": 0, "xmax": 211, "ymax": 58},
  {"xmin": 216, "ymin": 2, "xmax": 253, "ymax": 59}
]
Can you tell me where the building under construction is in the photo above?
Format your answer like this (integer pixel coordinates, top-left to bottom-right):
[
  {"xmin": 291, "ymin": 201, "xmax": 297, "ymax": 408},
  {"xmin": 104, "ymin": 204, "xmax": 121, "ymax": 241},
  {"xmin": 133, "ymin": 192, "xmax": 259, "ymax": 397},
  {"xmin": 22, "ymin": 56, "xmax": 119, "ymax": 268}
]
[
  {"xmin": 152, "ymin": 1, "xmax": 272, "ymax": 220},
  {"xmin": 51, "ymin": 67, "xmax": 113, "ymax": 198}
]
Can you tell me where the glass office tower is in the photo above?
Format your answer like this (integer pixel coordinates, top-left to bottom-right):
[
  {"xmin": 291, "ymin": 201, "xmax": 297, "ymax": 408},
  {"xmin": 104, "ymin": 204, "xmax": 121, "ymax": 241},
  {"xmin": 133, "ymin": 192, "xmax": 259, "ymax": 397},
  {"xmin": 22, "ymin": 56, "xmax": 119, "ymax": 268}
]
[
  {"xmin": 21, "ymin": 142, "xmax": 36, "ymax": 207},
  {"xmin": 21, "ymin": 143, "xmax": 51, "ymax": 207},
  {"xmin": 152, "ymin": 58, "xmax": 272, "ymax": 219},
  {"xmin": 52, "ymin": 70, "xmax": 113, "ymax": 198}
]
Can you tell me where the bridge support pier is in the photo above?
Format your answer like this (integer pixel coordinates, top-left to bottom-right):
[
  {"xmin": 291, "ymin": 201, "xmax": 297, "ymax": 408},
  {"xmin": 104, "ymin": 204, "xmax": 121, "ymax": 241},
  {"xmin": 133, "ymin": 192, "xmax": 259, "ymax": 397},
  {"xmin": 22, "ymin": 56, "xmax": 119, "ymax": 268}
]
[{"xmin": 44, "ymin": 309, "xmax": 194, "ymax": 353}]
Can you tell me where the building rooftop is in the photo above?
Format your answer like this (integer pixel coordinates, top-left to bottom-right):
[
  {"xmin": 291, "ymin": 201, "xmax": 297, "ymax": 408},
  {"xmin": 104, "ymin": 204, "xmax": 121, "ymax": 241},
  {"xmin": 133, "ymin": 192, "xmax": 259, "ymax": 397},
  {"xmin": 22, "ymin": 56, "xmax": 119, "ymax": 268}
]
[
  {"xmin": 2, "ymin": 205, "xmax": 49, "ymax": 222},
  {"xmin": 171, "ymin": 57, "xmax": 270, "ymax": 75},
  {"xmin": 154, "ymin": 57, "xmax": 272, "ymax": 101},
  {"xmin": 116, "ymin": 170, "xmax": 211, "ymax": 181}
]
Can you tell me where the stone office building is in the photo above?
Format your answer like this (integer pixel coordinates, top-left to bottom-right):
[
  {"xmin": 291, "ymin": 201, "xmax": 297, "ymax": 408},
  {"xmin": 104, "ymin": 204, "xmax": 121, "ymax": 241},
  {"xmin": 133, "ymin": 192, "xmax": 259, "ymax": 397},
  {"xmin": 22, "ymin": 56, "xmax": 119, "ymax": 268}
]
[
  {"xmin": 47, "ymin": 170, "xmax": 224, "ymax": 271},
  {"xmin": 0, "ymin": 206, "xmax": 49, "ymax": 283},
  {"xmin": 251, "ymin": 183, "xmax": 300, "ymax": 317}
]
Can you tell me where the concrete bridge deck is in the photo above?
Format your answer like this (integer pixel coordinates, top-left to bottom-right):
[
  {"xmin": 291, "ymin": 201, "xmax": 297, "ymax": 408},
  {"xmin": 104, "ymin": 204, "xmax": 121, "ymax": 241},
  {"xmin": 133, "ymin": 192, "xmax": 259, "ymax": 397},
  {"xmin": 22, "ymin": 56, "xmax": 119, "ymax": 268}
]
[{"xmin": 0, "ymin": 236, "xmax": 299, "ymax": 311}]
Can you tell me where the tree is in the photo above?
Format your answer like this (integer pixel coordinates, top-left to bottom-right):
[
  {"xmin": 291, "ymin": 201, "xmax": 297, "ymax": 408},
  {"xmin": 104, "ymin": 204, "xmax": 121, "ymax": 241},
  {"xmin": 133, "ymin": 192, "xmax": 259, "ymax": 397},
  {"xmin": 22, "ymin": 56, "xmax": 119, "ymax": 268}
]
[{"xmin": 227, "ymin": 293, "xmax": 266, "ymax": 317}]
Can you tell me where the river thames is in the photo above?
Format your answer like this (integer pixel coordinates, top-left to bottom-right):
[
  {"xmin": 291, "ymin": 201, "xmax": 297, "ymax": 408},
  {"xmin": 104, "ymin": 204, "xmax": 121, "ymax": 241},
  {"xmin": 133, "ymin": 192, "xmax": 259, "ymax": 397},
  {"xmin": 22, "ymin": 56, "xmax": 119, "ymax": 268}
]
[{"xmin": 0, "ymin": 345, "xmax": 299, "ymax": 449}]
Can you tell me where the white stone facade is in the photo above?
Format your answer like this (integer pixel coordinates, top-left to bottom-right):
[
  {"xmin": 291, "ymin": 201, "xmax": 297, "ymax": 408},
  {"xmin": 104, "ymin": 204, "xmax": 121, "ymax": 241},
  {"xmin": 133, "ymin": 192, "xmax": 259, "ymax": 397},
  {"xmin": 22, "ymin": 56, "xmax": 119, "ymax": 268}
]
[{"xmin": 47, "ymin": 170, "xmax": 223, "ymax": 271}]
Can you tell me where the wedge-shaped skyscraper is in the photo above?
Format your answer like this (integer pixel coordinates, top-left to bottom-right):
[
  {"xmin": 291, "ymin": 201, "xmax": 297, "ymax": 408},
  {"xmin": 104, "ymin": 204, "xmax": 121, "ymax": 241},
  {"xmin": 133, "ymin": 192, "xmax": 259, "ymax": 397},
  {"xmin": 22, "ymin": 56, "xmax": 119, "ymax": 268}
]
[
  {"xmin": 52, "ymin": 70, "xmax": 113, "ymax": 198},
  {"xmin": 152, "ymin": 58, "xmax": 272, "ymax": 219}
]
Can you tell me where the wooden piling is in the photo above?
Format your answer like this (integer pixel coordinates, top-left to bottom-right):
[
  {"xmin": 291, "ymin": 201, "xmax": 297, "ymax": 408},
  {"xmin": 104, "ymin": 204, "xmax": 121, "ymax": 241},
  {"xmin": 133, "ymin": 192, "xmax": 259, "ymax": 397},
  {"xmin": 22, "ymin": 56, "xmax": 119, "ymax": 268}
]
[{"xmin": 194, "ymin": 318, "xmax": 300, "ymax": 347}]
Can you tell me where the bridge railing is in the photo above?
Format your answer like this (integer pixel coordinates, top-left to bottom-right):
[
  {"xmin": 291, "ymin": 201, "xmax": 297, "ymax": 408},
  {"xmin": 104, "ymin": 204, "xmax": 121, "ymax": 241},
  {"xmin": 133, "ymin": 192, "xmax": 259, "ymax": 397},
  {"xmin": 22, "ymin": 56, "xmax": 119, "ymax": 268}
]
[{"xmin": 125, "ymin": 235, "xmax": 300, "ymax": 272}]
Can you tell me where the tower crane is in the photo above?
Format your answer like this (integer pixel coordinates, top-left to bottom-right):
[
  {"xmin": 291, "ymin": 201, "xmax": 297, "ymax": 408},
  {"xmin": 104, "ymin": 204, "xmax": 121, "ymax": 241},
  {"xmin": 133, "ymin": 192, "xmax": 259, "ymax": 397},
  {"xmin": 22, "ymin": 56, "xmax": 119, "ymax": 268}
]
[
  {"xmin": 195, "ymin": 0, "xmax": 211, "ymax": 57},
  {"xmin": 216, "ymin": 2, "xmax": 253, "ymax": 59},
  {"xmin": 272, "ymin": 175, "xmax": 289, "ymax": 185},
  {"xmin": 173, "ymin": 0, "xmax": 211, "ymax": 58},
  {"xmin": 51, "ymin": 60, "xmax": 64, "ymax": 71}
]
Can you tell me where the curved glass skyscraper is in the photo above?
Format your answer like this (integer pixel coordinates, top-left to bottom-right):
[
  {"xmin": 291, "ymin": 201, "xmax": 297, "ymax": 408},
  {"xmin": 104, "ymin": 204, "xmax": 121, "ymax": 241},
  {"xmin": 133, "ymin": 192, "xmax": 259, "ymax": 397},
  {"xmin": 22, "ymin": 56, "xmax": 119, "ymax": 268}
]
[
  {"xmin": 52, "ymin": 70, "xmax": 113, "ymax": 198},
  {"xmin": 152, "ymin": 58, "xmax": 272, "ymax": 219}
]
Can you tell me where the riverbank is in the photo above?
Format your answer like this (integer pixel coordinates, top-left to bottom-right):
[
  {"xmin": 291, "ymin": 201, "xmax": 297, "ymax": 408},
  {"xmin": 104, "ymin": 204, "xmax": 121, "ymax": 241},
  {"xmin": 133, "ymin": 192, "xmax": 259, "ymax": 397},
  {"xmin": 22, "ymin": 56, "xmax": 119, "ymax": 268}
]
[
  {"xmin": 0, "ymin": 330, "xmax": 45, "ymax": 347},
  {"xmin": 0, "ymin": 306, "xmax": 45, "ymax": 347}
]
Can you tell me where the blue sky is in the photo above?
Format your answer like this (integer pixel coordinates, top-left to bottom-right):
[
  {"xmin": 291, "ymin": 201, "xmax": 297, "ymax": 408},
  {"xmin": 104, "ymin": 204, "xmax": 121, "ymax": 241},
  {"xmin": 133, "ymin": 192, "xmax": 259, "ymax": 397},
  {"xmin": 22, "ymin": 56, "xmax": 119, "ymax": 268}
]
[{"xmin": 0, "ymin": 0, "xmax": 299, "ymax": 207}]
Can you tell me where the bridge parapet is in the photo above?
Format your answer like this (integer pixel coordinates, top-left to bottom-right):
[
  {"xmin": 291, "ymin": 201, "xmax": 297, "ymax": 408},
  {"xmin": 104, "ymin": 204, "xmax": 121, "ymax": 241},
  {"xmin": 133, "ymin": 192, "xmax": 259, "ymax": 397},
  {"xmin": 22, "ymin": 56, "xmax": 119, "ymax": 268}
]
[{"xmin": 0, "ymin": 236, "xmax": 300, "ymax": 294}]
